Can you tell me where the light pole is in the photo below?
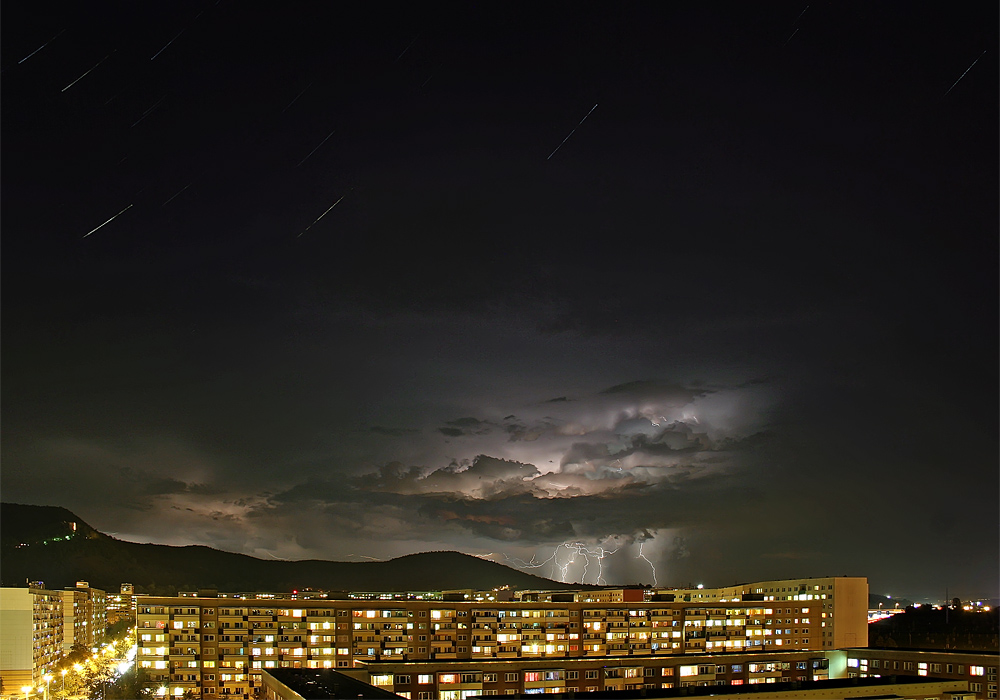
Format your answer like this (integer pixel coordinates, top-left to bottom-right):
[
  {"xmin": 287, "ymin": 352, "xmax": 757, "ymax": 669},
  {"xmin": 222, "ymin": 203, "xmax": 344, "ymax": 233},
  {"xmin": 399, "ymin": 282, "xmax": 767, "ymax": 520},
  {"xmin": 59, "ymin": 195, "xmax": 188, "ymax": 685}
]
[
  {"xmin": 61, "ymin": 669, "xmax": 67, "ymax": 697},
  {"xmin": 21, "ymin": 686, "xmax": 32, "ymax": 700},
  {"xmin": 43, "ymin": 675, "xmax": 52, "ymax": 700}
]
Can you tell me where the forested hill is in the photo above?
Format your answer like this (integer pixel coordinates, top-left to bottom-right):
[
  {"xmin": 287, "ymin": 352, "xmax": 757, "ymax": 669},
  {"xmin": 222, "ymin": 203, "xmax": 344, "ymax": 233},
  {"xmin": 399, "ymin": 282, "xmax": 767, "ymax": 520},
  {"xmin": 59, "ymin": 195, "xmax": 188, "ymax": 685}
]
[{"xmin": 0, "ymin": 502, "xmax": 580, "ymax": 595}]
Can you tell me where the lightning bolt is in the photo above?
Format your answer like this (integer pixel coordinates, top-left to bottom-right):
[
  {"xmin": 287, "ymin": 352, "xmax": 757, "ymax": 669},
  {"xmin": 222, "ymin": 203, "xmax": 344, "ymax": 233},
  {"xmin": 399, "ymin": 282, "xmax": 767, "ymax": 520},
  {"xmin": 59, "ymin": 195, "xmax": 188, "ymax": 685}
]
[
  {"xmin": 501, "ymin": 542, "xmax": 621, "ymax": 584},
  {"xmin": 637, "ymin": 541, "xmax": 657, "ymax": 586}
]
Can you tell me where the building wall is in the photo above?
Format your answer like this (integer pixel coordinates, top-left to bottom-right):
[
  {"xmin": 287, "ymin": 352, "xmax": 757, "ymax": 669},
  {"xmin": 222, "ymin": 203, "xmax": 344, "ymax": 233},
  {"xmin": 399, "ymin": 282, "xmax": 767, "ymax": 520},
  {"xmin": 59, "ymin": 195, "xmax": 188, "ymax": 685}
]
[
  {"xmin": 61, "ymin": 585, "xmax": 108, "ymax": 652},
  {"xmin": 134, "ymin": 577, "xmax": 868, "ymax": 698},
  {"xmin": 844, "ymin": 648, "xmax": 999, "ymax": 700},
  {"xmin": 262, "ymin": 660, "xmax": 978, "ymax": 700},
  {"xmin": 350, "ymin": 651, "xmax": 832, "ymax": 697},
  {"xmin": 107, "ymin": 583, "xmax": 136, "ymax": 626},
  {"xmin": 648, "ymin": 576, "xmax": 868, "ymax": 652},
  {"xmin": 0, "ymin": 588, "xmax": 64, "ymax": 691}
]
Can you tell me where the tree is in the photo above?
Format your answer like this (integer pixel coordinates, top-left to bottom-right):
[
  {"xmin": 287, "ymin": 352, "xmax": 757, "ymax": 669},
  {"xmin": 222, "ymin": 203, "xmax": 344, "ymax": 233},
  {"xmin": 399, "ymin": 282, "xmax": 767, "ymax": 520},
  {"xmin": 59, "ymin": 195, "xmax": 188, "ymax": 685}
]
[{"xmin": 105, "ymin": 663, "xmax": 152, "ymax": 699}]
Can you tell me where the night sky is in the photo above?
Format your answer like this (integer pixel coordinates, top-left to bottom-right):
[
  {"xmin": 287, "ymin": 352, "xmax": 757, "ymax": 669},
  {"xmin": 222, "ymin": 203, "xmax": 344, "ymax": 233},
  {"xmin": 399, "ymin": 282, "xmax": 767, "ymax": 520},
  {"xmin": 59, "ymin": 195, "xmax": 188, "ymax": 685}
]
[{"xmin": 2, "ymin": 2, "xmax": 997, "ymax": 601}]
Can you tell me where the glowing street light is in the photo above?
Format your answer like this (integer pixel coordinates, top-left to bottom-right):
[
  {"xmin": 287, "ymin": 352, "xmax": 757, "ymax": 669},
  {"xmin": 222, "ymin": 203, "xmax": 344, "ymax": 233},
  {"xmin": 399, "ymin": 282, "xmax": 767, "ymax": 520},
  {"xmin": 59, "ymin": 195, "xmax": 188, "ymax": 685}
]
[
  {"xmin": 21, "ymin": 686, "xmax": 32, "ymax": 700},
  {"xmin": 43, "ymin": 674, "xmax": 52, "ymax": 700},
  {"xmin": 61, "ymin": 669, "xmax": 68, "ymax": 695}
]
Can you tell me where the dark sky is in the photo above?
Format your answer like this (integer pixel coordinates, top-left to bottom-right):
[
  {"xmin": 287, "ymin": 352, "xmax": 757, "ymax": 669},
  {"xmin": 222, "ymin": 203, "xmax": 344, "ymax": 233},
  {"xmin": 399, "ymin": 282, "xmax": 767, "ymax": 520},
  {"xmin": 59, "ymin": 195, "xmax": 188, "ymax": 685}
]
[{"xmin": 2, "ymin": 2, "xmax": 997, "ymax": 601}]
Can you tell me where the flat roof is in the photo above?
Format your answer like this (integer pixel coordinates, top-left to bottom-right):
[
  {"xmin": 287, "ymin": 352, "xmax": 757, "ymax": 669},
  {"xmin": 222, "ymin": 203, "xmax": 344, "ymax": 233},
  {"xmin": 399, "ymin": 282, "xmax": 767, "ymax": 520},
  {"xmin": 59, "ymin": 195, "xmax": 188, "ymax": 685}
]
[
  {"xmin": 478, "ymin": 675, "xmax": 968, "ymax": 699},
  {"xmin": 265, "ymin": 669, "xmax": 404, "ymax": 699}
]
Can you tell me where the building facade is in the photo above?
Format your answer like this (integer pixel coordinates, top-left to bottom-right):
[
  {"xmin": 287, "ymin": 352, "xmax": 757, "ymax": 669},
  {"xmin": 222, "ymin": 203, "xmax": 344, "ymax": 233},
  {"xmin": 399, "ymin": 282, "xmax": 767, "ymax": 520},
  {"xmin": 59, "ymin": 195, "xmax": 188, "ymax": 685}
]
[
  {"xmin": 342, "ymin": 648, "xmax": 998, "ymax": 699},
  {"xmin": 135, "ymin": 576, "xmax": 867, "ymax": 698},
  {"xmin": 60, "ymin": 582, "xmax": 107, "ymax": 652},
  {"xmin": 0, "ymin": 587, "xmax": 64, "ymax": 691},
  {"xmin": 107, "ymin": 583, "xmax": 136, "ymax": 626},
  {"xmin": 844, "ymin": 648, "xmax": 999, "ymax": 700},
  {"xmin": 262, "ymin": 667, "xmax": 978, "ymax": 700}
]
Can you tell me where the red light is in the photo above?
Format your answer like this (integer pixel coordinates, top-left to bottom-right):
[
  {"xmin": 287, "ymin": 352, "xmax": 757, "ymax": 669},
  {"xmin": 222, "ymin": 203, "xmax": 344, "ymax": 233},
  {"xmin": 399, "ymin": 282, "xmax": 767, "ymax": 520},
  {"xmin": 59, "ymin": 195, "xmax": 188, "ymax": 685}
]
[{"xmin": 293, "ymin": 590, "xmax": 298, "ymax": 594}]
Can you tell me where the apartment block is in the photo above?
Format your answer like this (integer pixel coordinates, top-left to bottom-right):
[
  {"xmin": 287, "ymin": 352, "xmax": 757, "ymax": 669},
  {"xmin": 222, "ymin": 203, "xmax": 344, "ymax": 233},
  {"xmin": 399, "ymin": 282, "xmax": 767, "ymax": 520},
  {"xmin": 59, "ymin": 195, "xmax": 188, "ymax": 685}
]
[
  {"xmin": 650, "ymin": 576, "xmax": 869, "ymax": 650},
  {"xmin": 0, "ymin": 587, "xmax": 64, "ymax": 690},
  {"xmin": 60, "ymin": 581, "xmax": 107, "ymax": 652},
  {"xmin": 263, "ymin": 668, "xmax": 979, "ymax": 699},
  {"xmin": 135, "ymin": 576, "xmax": 867, "ymax": 698},
  {"xmin": 343, "ymin": 648, "xmax": 997, "ymax": 699},
  {"xmin": 107, "ymin": 583, "xmax": 136, "ymax": 626},
  {"xmin": 842, "ymin": 648, "xmax": 999, "ymax": 699}
]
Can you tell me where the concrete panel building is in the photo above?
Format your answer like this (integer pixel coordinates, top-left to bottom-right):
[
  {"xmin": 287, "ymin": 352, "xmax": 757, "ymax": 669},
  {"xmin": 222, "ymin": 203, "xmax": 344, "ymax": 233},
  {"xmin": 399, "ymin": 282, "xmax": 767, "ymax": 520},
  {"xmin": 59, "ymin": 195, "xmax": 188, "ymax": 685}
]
[
  {"xmin": 135, "ymin": 575, "xmax": 868, "ymax": 698},
  {"xmin": 0, "ymin": 587, "xmax": 64, "ymax": 691},
  {"xmin": 60, "ymin": 581, "xmax": 107, "ymax": 652}
]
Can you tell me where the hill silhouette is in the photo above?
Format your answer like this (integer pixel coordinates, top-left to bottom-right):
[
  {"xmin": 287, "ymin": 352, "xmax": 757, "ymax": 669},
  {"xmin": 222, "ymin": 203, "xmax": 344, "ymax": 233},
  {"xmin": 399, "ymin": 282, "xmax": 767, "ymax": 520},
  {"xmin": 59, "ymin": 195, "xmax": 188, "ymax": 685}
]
[{"xmin": 0, "ymin": 503, "xmax": 582, "ymax": 595}]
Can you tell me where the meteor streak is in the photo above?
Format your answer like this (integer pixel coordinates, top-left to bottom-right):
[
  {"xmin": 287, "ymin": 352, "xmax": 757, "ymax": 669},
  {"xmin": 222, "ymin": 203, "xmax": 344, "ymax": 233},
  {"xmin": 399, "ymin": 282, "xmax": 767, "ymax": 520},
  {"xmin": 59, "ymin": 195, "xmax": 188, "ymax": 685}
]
[
  {"xmin": 296, "ymin": 130, "xmax": 335, "ymax": 167},
  {"xmin": 298, "ymin": 194, "xmax": 346, "ymax": 237},
  {"xmin": 281, "ymin": 83, "xmax": 313, "ymax": 113},
  {"xmin": 394, "ymin": 34, "xmax": 420, "ymax": 63},
  {"xmin": 82, "ymin": 204, "xmax": 133, "ymax": 238},
  {"xmin": 943, "ymin": 50, "xmax": 987, "ymax": 97},
  {"xmin": 62, "ymin": 53, "xmax": 112, "ymax": 92},
  {"xmin": 547, "ymin": 103, "xmax": 598, "ymax": 160},
  {"xmin": 151, "ymin": 29, "xmax": 185, "ymax": 60},
  {"xmin": 162, "ymin": 182, "xmax": 193, "ymax": 206},
  {"xmin": 131, "ymin": 96, "xmax": 166, "ymax": 127},
  {"xmin": 18, "ymin": 29, "xmax": 66, "ymax": 64}
]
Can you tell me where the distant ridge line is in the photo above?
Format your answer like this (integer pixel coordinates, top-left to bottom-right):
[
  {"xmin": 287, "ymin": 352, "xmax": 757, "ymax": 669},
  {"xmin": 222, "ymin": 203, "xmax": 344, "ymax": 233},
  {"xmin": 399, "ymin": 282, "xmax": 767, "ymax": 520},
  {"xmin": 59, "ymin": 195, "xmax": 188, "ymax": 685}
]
[{"xmin": 0, "ymin": 502, "xmax": 586, "ymax": 595}]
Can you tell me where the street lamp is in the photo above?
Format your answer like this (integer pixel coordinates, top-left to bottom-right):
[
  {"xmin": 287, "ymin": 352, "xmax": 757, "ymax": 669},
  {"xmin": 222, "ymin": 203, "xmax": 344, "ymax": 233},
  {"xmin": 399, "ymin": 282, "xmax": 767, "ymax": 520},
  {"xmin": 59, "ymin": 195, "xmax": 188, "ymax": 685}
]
[
  {"xmin": 61, "ymin": 669, "xmax": 68, "ymax": 696},
  {"xmin": 43, "ymin": 675, "xmax": 52, "ymax": 700},
  {"xmin": 21, "ymin": 686, "xmax": 32, "ymax": 700}
]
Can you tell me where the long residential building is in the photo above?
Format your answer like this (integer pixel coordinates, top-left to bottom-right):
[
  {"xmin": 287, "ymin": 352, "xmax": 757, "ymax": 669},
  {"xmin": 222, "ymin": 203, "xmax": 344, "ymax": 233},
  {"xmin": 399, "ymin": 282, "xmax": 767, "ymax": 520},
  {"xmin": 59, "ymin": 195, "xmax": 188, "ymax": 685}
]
[
  {"xmin": 262, "ymin": 665, "xmax": 982, "ymax": 700},
  {"xmin": 60, "ymin": 581, "xmax": 107, "ymax": 652},
  {"xmin": 342, "ymin": 648, "xmax": 998, "ymax": 699},
  {"xmin": 844, "ymin": 648, "xmax": 999, "ymax": 699},
  {"xmin": 0, "ymin": 587, "xmax": 64, "ymax": 690},
  {"xmin": 135, "ymin": 575, "xmax": 867, "ymax": 698}
]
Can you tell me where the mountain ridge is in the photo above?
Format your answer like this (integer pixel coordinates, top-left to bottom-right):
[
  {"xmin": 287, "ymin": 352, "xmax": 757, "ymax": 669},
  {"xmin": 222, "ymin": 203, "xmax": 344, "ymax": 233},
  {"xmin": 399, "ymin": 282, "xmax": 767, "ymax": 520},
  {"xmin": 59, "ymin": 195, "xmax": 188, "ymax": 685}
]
[{"xmin": 0, "ymin": 502, "xmax": 584, "ymax": 595}]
